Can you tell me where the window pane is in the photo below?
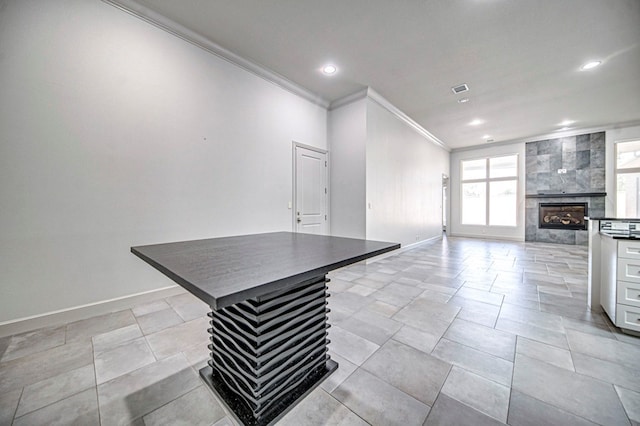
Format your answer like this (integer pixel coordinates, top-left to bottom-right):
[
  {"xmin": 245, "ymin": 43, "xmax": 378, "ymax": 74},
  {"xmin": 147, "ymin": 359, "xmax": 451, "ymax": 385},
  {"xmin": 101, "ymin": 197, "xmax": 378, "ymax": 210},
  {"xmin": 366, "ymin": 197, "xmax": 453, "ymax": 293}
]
[
  {"xmin": 616, "ymin": 173, "xmax": 640, "ymax": 218},
  {"xmin": 462, "ymin": 159, "xmax": 486, "ymax": 180},
  {"xmin": 490, "ymin": 155, "xmax": 518, "ymax": 178},
  {"xmin": 489, "ymin": 180, "xmax": 517, "ymax": 226},
  {"xmin": 462, "ymin": 182, "xmax": 486, "ymax": 225},
  {"xmin": 616, "ymin": 140, "xmax": 640, "ymax": 170}
]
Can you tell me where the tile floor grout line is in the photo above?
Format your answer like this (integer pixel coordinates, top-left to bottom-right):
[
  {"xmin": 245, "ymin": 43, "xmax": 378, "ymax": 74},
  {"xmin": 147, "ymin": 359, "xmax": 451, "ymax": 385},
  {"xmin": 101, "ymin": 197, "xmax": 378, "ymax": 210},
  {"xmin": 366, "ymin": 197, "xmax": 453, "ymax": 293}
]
[
  {"xmin": 10, "ymin": 370, "xmax": 97, "ymax": 423},
  {"xmin": 90, "ymin": 330, "xmax": 103, "ymax": 426},
  {"xmin": 421, "ymin": 363, "xmax": 454, "ymax": 424},
  {"xmin": 505, "ymin": 333, "xmax": 520, "ymax": 425},
  {"xmin": 322, "ymin": 382, "xmax": 372, "ymax": 425},
  {"xmin": 9, "ymin": 386, "xmax": 24, "ymax": 426},
  {"xmin": 511, "ymin": 379, "xmax": 607, "ymax": 426},
  {"xmin": 612, "ymin": 384, "xmax": 637, "ymax": 426}
]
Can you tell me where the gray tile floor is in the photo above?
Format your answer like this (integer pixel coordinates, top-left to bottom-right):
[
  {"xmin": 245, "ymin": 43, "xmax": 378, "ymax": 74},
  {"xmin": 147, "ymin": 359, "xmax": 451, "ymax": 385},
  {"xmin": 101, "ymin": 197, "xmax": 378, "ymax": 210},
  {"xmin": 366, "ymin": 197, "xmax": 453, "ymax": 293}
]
[{"xmin": 2, "ymin": 236, "xmax": 640, "ymax": 425}]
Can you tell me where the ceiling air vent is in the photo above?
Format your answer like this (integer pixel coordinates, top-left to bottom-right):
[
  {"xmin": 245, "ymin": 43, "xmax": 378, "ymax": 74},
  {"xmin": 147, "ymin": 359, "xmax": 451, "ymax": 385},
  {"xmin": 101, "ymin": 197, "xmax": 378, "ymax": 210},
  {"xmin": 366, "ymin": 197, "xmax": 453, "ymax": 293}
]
[{"xmin": 451, "ymin": 83, "xmax": 469, "ymax": 94}]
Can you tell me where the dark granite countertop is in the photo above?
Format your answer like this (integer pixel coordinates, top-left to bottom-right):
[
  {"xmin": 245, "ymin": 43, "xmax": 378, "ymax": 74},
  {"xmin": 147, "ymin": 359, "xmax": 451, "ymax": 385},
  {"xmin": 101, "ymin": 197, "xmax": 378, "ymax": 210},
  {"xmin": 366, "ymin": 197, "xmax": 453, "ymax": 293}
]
[{"xmin": 589, "ymin": 217, "xmax": 640, "ymax": 221}]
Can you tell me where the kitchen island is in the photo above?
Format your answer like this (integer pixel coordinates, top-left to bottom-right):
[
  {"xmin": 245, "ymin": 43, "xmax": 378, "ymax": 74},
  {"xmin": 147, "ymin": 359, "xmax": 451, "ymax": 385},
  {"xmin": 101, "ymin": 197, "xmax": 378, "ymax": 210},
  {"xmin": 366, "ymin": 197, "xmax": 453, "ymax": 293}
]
[
  {"xmin": 588, "ymin": 218, "xmax": 640, "ymax": 335},
  {"xmin": 131, "ymin": 232, "xmax": 399, "ymax": 426}
]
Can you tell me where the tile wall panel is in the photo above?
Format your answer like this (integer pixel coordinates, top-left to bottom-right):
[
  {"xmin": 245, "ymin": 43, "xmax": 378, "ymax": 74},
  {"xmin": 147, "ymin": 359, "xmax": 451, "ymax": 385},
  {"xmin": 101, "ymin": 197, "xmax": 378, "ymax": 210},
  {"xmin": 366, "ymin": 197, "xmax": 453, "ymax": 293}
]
[{"xmin": 525, "ymin": 132, "xmax": 605, "ymax": 245}]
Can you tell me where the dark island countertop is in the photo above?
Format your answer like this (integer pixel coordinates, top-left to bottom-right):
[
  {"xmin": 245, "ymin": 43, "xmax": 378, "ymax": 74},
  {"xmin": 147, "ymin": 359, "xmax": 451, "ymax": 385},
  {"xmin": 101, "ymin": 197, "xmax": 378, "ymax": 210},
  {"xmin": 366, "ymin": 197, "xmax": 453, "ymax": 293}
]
[
  {"xmin": 132, "ymin": 232, "xmax": 400, "ymax": 310},
  {"xmin": 589, "ymin": 217, "xmax": 640, "ymax": 221}
]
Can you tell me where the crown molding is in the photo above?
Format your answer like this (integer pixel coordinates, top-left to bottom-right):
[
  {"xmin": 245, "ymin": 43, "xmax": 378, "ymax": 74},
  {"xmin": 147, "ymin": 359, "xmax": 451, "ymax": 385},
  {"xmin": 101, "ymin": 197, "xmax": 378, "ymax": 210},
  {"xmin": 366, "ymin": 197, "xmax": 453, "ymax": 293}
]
[
  {"xmin": 103, "ymin": 0, "xmax": 448, "ymax": 149},
  {"xmin": 329, "ymin": 88, "xmax": 449, "ymax": 151},
  {"xmin": 451, "ymin": 120, "xmax": 640, "ymax": 153},
  {"xmin": 366, "ymin": 88, "xmax": 449, "ymax": 151},
  {"xmin": 328, "ymin": 88, "xmax": 369, "ymax": 111},
  {"xmin": 101, "ymin": 0, "xmax": 330, "ymax": 109},
  {"xmin": 516, "ymin": 120, "xmax": 640, "ymax": 145}
]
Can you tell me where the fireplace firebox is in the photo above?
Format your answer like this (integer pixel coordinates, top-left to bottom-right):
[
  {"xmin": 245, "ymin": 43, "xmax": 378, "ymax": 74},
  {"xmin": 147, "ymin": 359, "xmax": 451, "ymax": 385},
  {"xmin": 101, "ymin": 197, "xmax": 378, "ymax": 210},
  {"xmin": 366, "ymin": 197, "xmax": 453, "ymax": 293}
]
[{"xmin": 539, "ymin": 203, "xmax": 587, "ymax": 230}]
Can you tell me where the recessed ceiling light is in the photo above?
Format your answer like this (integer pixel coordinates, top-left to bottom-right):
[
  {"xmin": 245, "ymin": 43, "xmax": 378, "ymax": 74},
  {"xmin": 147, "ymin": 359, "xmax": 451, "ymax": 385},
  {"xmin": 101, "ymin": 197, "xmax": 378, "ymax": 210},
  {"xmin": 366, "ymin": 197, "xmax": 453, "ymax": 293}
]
[
  {"xmin": 559, "ymin": 119, "xmax": 575, "ymax": 126},
  {"xmin": 458, "ymin": 98, "xmax": 470, "ymax": 103},
  {"xmin": 469, "ymin": 119, "xmax": 484, "ymax": 126},
  {"xmin": 581, "ymin": 61, "xmax": 601, "ymax": 70},
  {"xmin": 322, "ymin": 64, "xmax": 337, "ymax": 75},
  {"xmin": 482, "ymin": 135, "xmax": 491, "ymax": 139}
]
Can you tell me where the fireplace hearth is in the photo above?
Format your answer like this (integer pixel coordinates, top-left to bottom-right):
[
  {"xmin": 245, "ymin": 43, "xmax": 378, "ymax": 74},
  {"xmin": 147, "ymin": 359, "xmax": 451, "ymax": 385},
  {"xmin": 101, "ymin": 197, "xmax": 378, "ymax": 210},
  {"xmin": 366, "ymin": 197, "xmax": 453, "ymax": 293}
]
[{"xmin": 539, "ymin": 203, "xmax": 587, "ymax": 230}]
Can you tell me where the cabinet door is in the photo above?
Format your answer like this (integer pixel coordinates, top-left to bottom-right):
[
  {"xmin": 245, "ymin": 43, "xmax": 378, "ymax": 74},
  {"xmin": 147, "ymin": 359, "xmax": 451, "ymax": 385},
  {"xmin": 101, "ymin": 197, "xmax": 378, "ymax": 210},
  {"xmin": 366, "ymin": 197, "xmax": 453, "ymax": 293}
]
[
  {"xmin": 617, "ymin": 258, "xmax": 640, "ymax": 284},
  {"xmin": 618, "ymin": 240, "xmax": 640, "ymax": 260},
  {"xmin": 616, "ymin": 304, "xmax": 640, "ymax": 332},
  {"xmin": 617, "ymin": 281, "xmax": 640, "ymax": 308}
]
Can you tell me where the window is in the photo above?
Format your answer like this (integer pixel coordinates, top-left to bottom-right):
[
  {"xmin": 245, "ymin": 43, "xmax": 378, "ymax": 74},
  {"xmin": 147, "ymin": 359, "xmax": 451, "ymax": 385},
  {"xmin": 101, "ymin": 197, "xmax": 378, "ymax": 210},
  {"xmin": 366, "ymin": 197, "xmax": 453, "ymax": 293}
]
[
  {"xmin": 615, "ymin": 140, "xmax": 640, "ymax": 218},
  {"xmin": 461, "ymin": 155, "xmax": 518, "ymax": 226}
]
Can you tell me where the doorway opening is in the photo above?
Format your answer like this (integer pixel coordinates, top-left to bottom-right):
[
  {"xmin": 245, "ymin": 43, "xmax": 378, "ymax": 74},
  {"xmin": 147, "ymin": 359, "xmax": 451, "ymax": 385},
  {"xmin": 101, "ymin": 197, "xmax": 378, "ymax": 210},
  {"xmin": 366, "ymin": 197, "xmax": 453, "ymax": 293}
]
[{"xmin": 442, "ymin": 174, "xmax": 449, "ymax": 233}]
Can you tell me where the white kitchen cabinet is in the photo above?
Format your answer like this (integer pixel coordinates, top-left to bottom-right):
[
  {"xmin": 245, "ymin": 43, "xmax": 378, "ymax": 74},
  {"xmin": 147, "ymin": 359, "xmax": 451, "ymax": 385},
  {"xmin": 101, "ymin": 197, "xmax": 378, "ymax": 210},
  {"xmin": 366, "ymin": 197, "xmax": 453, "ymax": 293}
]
[{"xmin": 600, "ymin": 236, "xmax": 640, "ymax": 333}]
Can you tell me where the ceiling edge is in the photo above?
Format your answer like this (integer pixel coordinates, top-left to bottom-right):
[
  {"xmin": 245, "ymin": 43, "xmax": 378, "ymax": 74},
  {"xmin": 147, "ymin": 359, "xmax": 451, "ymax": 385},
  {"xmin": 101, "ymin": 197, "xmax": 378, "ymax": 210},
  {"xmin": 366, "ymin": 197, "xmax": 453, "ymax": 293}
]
[
  {"xmin": 450, "ymin": 119, "xmax": 640, "ymax": 153},
  {"xmin": 101, "ymin": 0, "xmax": 331, "ymax": 109}
]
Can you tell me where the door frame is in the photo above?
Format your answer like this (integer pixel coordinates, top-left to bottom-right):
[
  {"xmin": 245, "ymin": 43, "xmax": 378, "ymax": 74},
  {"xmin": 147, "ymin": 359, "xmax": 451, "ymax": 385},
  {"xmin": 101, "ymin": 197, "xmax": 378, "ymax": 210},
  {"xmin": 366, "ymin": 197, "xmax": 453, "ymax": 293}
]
[
  {"xmin": 292, "ymin": 141, "xmax": 330, "ymax": 233},
  {"xmin": 442, "ymin": 174, "xmax": 449, "ymax": 233}
]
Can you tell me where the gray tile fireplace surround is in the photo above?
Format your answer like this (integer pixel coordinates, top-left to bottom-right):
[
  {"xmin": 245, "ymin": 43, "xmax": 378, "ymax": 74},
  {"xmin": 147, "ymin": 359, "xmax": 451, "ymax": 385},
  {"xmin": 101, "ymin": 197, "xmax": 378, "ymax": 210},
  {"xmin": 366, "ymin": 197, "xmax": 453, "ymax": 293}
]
[{"xmin": 525, "ymin": 132, "xmax": 605, "ymax": 245}]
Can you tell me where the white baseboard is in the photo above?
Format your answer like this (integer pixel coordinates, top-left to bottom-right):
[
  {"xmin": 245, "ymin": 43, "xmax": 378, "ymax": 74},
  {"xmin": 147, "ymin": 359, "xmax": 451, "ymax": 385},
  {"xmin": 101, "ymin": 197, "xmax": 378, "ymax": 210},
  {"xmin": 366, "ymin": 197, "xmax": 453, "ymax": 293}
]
[
  {"xmin": 400, "ymin": 235, "xmax": 443, "ymax": 250},
  {"xmin": 448, "ymin": 232, "xmax": 524, "ymax": 242},
  {"xmin": 364, "ymin": 234, "xmax": 443, "ymax": 264},
  {"xmin": 0, "ymin": 285, "xmax": 186, "ymax": 338},
  {"xmin": 0, "ymin": 234, "xmax": 445, "ymax": 338}
]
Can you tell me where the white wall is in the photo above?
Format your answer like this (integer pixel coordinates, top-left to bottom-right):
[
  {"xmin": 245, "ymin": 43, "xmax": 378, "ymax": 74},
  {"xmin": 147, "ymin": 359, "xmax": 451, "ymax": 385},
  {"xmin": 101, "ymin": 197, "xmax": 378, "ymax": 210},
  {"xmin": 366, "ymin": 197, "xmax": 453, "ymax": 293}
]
[
  {"xmin": 366, "ymin": 99, "xmax": 449, "ymax": 246},
  {"xmin": 449, "ymin": 143, "xmax": 526, "ymax": 240},
  {"xmin": 605, "ymin": 124, "xmax": 640, "ymax": 217},
  {"xmin": 0, "ymin": 0, "xmax": 327, "ymax": 323},
  {"xmin": 328, "ymin": 98, "xmax": 367, "ymax": 239}
]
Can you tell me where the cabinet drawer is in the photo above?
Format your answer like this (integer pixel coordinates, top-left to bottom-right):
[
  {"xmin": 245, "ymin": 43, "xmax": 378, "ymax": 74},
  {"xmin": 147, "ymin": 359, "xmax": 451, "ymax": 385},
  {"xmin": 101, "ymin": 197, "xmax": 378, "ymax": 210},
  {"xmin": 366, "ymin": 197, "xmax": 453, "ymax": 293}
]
[
  {"xmin": 617, "ymin": 281, "xmax": 640, "ymax": 308},
  {"xmin": 617, "ymin": 258, "xmax": 640, "ymax": 283},
  {"xmin": 616, "ymin": 304, "xmax": 640, "ymax": 332},
  {"xmin": 618, "ymin": 240, "xmax": 640, "ymax": 260}
]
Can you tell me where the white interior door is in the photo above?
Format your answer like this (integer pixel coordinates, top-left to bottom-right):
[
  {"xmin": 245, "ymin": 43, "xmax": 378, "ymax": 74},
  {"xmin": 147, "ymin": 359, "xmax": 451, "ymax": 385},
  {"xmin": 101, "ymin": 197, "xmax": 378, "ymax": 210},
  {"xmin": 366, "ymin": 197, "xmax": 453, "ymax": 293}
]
[{"xmin": 294, "ymin": 145, "xmax": 328, "ymax": 235}]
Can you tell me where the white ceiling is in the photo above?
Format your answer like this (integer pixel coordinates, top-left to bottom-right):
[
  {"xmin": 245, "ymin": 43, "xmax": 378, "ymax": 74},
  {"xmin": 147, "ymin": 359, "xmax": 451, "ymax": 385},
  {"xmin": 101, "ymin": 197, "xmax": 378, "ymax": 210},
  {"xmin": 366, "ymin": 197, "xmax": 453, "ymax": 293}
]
[{"xmin": 125, "ymin": 0, "xmax": 640, "ymax": 149}]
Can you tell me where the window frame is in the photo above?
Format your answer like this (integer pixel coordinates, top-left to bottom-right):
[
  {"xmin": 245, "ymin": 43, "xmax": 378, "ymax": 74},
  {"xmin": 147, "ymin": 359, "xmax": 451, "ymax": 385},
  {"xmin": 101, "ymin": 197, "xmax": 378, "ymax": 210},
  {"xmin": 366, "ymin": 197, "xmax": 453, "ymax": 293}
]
[
  {"xmin": 460, "ymin": 154, "xmax": 519, "ymax": 227},
  {"xmin": 615, "ymin": 140, "xmax": 640, "ymax": 218}
]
